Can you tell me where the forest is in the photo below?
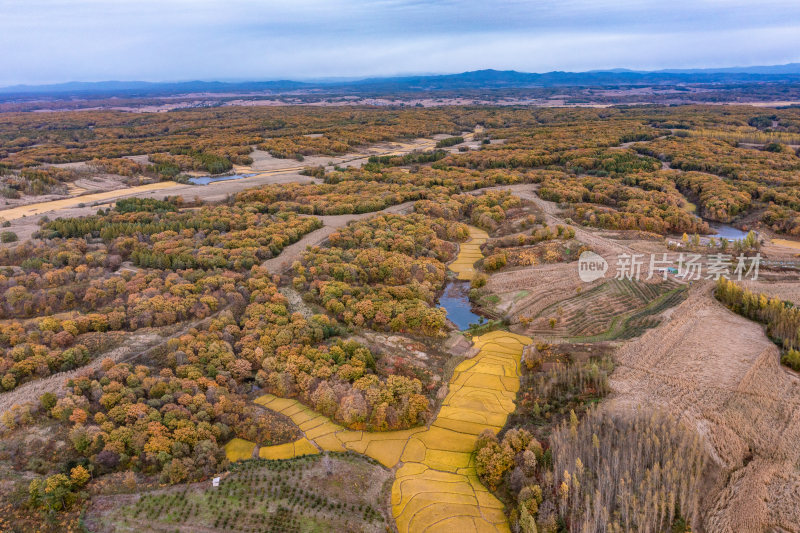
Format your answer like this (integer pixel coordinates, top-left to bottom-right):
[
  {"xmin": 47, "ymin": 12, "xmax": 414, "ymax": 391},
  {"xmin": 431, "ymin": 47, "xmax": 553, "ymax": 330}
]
[
  {"xmin": 715, "ymin": 277, "xmax": 800, "ymax": 369},
  {"xmin": 0, "ymin": 103, "xmax": 799, "ymax": 532},
  {"xmin": 4, "ymin": 104, "xmax": 800, "ymax": 236}
]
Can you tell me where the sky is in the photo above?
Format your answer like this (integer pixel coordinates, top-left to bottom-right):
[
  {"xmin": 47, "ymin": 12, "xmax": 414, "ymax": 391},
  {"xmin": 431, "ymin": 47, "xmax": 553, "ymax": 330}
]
[{"xmin": 3, "ymin": 0, "xmax": 800, "ymax": 86}]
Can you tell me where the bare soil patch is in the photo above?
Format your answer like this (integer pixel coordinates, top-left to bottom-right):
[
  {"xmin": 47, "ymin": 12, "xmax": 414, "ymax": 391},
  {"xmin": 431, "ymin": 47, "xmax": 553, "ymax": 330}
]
[{"xmin": 246, "ymin": 147, "xmax": 336, "ymax": 172}]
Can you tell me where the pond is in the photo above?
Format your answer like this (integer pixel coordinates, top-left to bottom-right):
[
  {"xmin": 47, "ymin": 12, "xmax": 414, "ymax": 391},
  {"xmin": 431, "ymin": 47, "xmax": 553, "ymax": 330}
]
[
  {"xmin": 188, "ymin": 173, "xmax": 258, "ymax": 185},
  {"xmin": 437, "ymin": 281, "xmax": 486, "ymax": 331},
  {"xmin": 707, "ymin": 222, "xmax": 750, "ymax": 241}
]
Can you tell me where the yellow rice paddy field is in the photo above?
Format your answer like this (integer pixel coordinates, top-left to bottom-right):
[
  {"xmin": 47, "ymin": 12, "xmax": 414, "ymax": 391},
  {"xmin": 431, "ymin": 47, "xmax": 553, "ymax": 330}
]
[
  {"xmin": 225, "ymin": 227, "xmax": 528, "ymax": 532},
  {"xmin": 771, "ymin": 238, "xmax": 800, "ymax": 250},
  {"xmin": 228, "ymin": 330, "xmax": 531, "ymax": 533},
  {"xmin": 0, "ymin": 181, "xmax": 178, "ymax": 222},
  {"xmin": 449, "ymin": 226, "xmax": 488, "ymax": 281}
]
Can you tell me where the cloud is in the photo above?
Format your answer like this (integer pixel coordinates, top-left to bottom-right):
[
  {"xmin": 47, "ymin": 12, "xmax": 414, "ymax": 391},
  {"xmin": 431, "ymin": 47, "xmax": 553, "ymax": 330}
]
[{"xmin": 1, "ymin": 0, "xmax": 800, "ymax": 85}]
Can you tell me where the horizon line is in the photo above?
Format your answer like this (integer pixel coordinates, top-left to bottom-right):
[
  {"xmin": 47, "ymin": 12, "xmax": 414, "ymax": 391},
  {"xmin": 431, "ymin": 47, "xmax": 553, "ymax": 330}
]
[{"xmin": 3, "ymin": 61, "xmax": 800, "ymax": 91}]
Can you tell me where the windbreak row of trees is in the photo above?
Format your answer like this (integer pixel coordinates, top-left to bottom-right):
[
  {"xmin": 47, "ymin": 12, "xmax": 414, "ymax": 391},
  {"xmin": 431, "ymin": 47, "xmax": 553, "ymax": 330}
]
[
  {"xmin": 715, "ymin": 277, "xmax": 800, "ymax": 369},
  {"xmin": 469, "ymin": 318, "xmax": 708, "ymax": 533}
]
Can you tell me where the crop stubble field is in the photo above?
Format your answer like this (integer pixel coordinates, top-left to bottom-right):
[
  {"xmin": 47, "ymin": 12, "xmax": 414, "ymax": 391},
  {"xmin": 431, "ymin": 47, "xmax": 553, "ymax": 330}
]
[
  {"xmin": 609, "ymin": 286, "xmax": 800, "ymax": 531},
  {"xmin": 2, "ymin": 104, "xmax": 800, "ymax": 532}
]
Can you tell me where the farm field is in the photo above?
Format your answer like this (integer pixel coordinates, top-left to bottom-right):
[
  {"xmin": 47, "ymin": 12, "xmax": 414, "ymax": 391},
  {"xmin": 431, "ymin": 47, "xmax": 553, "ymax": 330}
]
[
  {"xmin": 609, "ymin": 286, "xmax": 800, "ymax": 531},
  {"xmin": 522, "ymin": 278, "xmax": 687, "ymax": 341},
  {"xmin": 84, "ymin": 453, "xmax": 391, "ymax": 533},
  {"xmin": 449, "ymin": 226, "xmax": 489, "ymax": 281},
  {"xmin": 771, "ymin": 238, "xmax": 800, "ymax": 250},
  {"xmin": 740, "ymin": 278, "xmax": 800, "ymax": 305},
  {"xmin": 228, "ymin": 331, "xmax": 531, "ymax": 533},
  {"xmin": 1, "ymin": 104, "xmax": 800, "ymax": 533}
]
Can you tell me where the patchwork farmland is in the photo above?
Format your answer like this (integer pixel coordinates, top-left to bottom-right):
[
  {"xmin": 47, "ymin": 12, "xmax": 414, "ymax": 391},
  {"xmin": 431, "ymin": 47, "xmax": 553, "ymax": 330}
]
[{"xmin": 522, "ymin": 278, "xmax": 687, "ymax": 341}]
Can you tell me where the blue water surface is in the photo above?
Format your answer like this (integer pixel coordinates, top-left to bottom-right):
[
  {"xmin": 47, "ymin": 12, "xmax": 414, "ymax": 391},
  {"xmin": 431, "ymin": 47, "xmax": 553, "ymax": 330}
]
[
  {"xmin": 438, "ymin": 281, "xmax": 486, "ymax": 331},
  {"xmin": 708, "ymin": 222, "xmax": 750, "ymax": 241},
  {"xmin": 188, "ymin": 173, "xmax": 258, "ymax": 185}
]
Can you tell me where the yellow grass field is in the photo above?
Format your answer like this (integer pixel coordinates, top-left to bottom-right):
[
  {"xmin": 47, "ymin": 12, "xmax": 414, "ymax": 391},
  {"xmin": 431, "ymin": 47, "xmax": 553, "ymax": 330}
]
[
  {"xmin": 771, "ymin": 238, "xmax": 800, "ymax": 250},
  {"xmin": 223, "ymin": 438, "xmax": 257, "ymax": 462},
  {"xmin": 230, "ymin": 330, "xmax": 530, "ymax": 532},
  {"xmin": 449, "ymin": 226, "xmax": 489, "ymax": 281}
]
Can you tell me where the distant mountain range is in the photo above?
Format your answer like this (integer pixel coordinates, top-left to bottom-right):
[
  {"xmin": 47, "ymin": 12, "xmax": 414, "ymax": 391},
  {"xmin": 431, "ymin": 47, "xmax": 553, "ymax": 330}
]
[{"xmin": 3, "ymin": 63, "xmax": 800, "ymax": 97}]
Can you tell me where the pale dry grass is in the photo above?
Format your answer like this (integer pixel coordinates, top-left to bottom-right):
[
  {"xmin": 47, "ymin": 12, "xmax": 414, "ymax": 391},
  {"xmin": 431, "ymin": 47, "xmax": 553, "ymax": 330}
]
[
  {"xmin": 740, "ymin": 279, "xmax": 800, "ymax": 306},
  {"xmin": 608, "ymin": 286, "xmax": 800, "ymax": 531},
  {"xmin": 488, "ymin": 263, "xmax": 600, "ymax": 324}
]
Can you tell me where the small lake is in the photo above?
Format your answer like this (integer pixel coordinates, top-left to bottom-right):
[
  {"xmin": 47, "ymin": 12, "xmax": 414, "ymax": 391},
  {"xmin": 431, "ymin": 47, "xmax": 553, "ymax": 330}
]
[
  {"xmin": 188, "ymin": 173, "xmax": 258, "ymax": 185},
  {"xmin": 438, "ymin": 281, "xmax": 486, "ymax": 331},
  {"xmin": 708, "ymin": 222, "xmax": 750, "ymax": 241}
]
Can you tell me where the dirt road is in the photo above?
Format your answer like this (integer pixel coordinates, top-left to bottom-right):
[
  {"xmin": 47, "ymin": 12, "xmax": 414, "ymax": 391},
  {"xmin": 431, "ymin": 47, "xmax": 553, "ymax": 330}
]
[
  {"xmin": 261, "ymin": 201, "xmax": 416, "ymax": 273},
  {"xmin": 0, "ymin": 136, "xmax": 450, "ymax": 226},
  {"xmin": 0, "ymin": 331, "xmax": 162, "ymax": 417},
  {"xmin": 491, "ymin": 183, "xmax": 634, "ymax": 258}
]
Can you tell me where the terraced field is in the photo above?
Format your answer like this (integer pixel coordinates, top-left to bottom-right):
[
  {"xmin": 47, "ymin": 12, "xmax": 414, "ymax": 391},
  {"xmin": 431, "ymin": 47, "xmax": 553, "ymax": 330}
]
[
  {"xmin": 223, "ymin": 224, "xmax": 530, "ymax": 532},
  {"xmin": 449, "ymin": 226, "xmax": 489, "ymax": 281},
  {"xmin": 226, "ymin": 330, "xmax": 532, "ymax": 533},
  {"xmin": 525, "ymin": 278, "xmax": 687, "ymax": 341},
  {"xmin": 489, "ymin": 262, "xmax": 586, "ymax": 319}
]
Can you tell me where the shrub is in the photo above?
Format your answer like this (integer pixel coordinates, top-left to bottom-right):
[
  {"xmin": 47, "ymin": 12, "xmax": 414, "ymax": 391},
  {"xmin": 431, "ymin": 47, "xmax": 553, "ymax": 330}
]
[
  {"xmin": 483, "ymin": 252, "xmax": 507, "ymax": 271},
  {"xmin": 781, "ymin": 349, "xmax": 800, "ymax": 372},
  {"xmin": 435, "ymin": 136, "xmax": 464, "ymax": 148}
]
